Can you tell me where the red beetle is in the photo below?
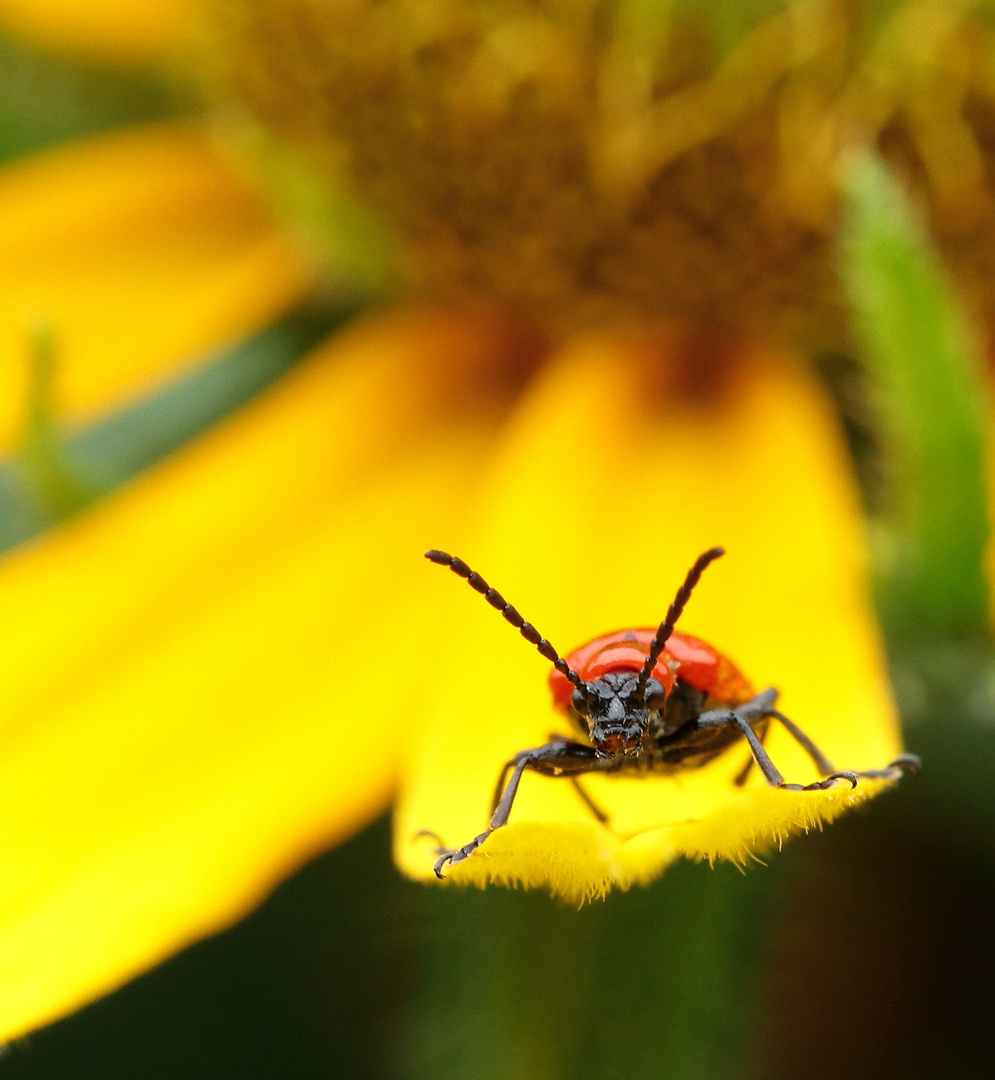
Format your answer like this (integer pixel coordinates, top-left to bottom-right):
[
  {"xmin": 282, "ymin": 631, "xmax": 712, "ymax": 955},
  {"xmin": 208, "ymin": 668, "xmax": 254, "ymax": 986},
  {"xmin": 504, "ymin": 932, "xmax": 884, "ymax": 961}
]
[{"xmin": 423, "ymin": 547, "xmax": 918, "ymax": 878}]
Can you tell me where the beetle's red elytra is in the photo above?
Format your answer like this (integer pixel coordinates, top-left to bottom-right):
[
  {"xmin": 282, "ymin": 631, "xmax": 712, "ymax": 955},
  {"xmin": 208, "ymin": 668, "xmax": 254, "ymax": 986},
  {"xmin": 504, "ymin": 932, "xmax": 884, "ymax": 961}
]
[
  {"xmin": 421, "ymin": 547, "xmax": 919, "ymax": 878},
  {"xmin": 549, "ymin": 628, "xmax": 754, "ymax": 714}
]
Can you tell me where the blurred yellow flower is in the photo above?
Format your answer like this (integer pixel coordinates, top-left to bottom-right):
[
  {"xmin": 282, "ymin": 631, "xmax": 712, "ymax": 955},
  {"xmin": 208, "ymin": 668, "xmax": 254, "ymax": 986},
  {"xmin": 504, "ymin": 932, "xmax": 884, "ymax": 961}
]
[
  {"xmin": 0, "ymin": 0, "xmax": 191, "ymax": 63},
  {"xmin": 0, "ymin": 296, "xmax": 531, "ymax": 1040},
  {"xmin": 0, "ymin": 124, "xmax": 310, "ymax": 446},
  {"xmin": 0, "ymin": 0, "xmax": 921, "ymax": 1046},
  {"xmin": 210, "ymin": 0, "xmax": 995, "ymax": 347}
]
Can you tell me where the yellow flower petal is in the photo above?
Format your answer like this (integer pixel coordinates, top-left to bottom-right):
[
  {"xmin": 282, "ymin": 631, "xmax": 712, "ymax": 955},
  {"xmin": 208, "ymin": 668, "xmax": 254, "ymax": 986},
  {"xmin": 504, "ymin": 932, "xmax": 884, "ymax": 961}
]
[
  {"xmin": 0, "ymin": 306, "xmax": 525, "ymax": 1041},
  {"xmin": 0, "ymin": 0, "xmax": 191, "ymax": 64},
  {"xmin": 396, "ymin": 331, "xmax": 907, "ymax": 902},
  {"xmin": 0, "ymin": 124, "xmax": 313, "ymax": 448}
]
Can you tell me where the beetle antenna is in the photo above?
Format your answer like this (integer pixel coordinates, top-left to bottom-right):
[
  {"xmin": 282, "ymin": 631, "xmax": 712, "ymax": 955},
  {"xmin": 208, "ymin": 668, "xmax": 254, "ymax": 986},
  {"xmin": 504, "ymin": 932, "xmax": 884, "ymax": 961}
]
[
  {"xmin": 635, "ymin": 547, "xmax": 725, "ymax": 699},
  {"xmin": 425, "ymin": 550, "xmax": 588, "ymax": 693}
]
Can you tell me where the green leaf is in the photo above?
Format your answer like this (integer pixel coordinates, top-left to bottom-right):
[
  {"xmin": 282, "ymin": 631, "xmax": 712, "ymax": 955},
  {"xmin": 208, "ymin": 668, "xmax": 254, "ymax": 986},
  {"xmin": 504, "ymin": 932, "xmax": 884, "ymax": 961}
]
[
  {"xmin": 0, "ymin": 302, "xmax": 358, "ymax": 553},
  {"xmin": 0, "ymin": 35, "xmax": 191, "ymax": 164},
  {"xmin": 840, "ymin": 152, "xmax": 992, "ymax": 641}
]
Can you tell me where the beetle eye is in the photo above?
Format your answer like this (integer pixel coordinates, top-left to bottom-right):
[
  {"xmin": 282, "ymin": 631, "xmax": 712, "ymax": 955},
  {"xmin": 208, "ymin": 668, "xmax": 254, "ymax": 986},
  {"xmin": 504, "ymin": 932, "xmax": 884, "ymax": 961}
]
[
  {"xmin": 570, "ymin": 688, "xmax": 591, "ymax": 716},
  {"xmin": 642, "ymin": 678, "xmax": 665, "ymax": 709}
]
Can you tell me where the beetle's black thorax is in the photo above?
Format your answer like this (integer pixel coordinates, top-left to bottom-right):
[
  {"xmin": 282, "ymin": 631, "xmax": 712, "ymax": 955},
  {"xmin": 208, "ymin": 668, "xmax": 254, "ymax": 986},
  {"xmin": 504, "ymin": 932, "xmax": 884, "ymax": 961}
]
[
  {"xmin": 645, "ymin": 678, "xmax": 747, "ymax": 770},
  {"xmin": 650, "ymin": 679, "xmax": 710, "ymax": 737}
]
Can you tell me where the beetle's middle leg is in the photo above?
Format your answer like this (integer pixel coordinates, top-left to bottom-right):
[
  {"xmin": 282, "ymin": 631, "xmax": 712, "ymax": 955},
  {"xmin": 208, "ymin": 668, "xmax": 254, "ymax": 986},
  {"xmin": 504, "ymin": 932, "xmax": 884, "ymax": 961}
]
[
  {"xmin": 733, "ymin": 716, "xmax": 769, "ymax": 786},
  {"xmin": 709, "ymin": 688, "xmax": 919, "ymax": 788},
  {"xmin": 535, "ymin": 731, "xmax": 610, "ymax": 825},
  {"xmin": 698, "ymin": 689, "xmax": 858, "ymax": 790},
  {"xmin": 566, "ymin": 776, "xmax": 610, "ymax": 824},
  {"xmin": 770, "ymin": 707, "xmax": 920, "ymax": 781}
]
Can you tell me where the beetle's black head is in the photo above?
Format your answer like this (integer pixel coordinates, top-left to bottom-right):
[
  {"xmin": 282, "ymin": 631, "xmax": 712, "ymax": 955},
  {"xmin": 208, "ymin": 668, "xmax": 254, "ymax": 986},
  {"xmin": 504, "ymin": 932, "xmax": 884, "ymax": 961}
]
[{"xmin": 570, "ymin": 672, "xmax": 666, "ymax": 758}]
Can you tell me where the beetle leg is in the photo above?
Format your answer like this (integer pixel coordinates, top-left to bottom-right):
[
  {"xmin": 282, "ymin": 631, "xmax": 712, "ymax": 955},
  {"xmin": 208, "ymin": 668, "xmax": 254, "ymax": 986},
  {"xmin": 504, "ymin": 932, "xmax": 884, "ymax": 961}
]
[
  {"xmin": 568, "ymin": 776, "xmax": 610, "ymax": 824},
  {"xmin": 700, "ymin": 694, "xmax": 858, "ymax": 790},
  {"xmin": 434, "ymin": 739, "xmax": 597, "ymax": 878},
  {"xmin": 840, "ymin": 752, "xmax": 921, "ymax": 780},
  {"xmin": 486, "ymin": 732, "xmax": 578, "ymax": 815},
  {"xmin": 768, "ymin": 704, "xmax": 921, "ymax": 782},
  {"xmin": 490, "ymin": 759, "xmax": 515, "ymax": 817},
  {"xmin": 540, "ymin": 732, "xmax": 610, "ymax": 824},
  {"xmin": 414, "ymin": 829, "xmax": 446, "ymax": 847},
  {"xmin": 733, "ymin": 717, "xmax": 769, "ymax": 786},
  {"xmin": 483, "ymin": 732, "xmax": 574, "ymax": 815},
  {"xmin": 731, "ymin": 706, "xmax": 847, "ymax": 785}
]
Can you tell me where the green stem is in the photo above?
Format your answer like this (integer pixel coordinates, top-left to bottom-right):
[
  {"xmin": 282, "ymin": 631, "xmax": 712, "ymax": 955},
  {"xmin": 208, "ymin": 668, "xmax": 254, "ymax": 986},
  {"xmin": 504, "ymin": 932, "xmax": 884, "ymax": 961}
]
[
  {"xmin": 20, "ymin": 322, "xmax": 94, "ymax": 522},
  {"xmin": 405, "ymin": 861, "xmax": 779, "ymax": 1080}
]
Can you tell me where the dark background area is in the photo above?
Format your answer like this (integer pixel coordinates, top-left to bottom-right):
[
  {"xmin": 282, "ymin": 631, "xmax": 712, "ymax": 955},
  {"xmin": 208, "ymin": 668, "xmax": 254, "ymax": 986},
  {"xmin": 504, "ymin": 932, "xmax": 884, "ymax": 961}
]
[{"xmin": 3, "ymin": 786, "xmax": 992, "ymax": 1080}]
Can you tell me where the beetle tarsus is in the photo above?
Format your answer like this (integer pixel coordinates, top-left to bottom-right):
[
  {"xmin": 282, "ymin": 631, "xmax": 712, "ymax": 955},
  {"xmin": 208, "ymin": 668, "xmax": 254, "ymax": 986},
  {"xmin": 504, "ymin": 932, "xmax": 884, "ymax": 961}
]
[
  {"xmin": 779, "ymin": 770, "xmax": 858, "ymax": 791},
  {"xmin": 433, "ymin": 831, "xmax": 493, "ymax": 877},
  {"xmin": 414, "ymin": 829, "xmax": 476, "ymax": 878},
  {"xmin": 847, "ymin": 753, "xmax": 922, "ymax": 781},
  {"xmin": 414, "ymin": 829, "xmax": 446, "ymax": 846}
]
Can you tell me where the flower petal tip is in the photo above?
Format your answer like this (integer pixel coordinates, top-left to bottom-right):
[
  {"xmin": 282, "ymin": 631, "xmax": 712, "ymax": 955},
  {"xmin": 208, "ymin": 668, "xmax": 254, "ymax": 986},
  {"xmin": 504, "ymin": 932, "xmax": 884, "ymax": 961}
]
[{"xmin": 401, "ymin": 770, "xmax": 910, "ymax": 905}]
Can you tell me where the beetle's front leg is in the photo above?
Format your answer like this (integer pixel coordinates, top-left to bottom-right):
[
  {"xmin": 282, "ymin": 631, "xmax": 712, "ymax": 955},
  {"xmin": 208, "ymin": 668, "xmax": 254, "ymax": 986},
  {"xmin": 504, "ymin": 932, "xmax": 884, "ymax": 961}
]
[
  {"xmin": 433, "ymin": 739, "xmax": 597, "ymax": 878},
  {"xmin": 703, "ymin": 689, "xmax": 919, "ymax": 789}
]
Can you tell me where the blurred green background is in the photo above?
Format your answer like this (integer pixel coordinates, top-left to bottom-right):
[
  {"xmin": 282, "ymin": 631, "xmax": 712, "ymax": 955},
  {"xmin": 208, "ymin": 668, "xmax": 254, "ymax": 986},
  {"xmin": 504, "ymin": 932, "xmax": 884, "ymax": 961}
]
[{"xmin": 1, "ymin": 7, "xmax": 995, "ymax": 1080}]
